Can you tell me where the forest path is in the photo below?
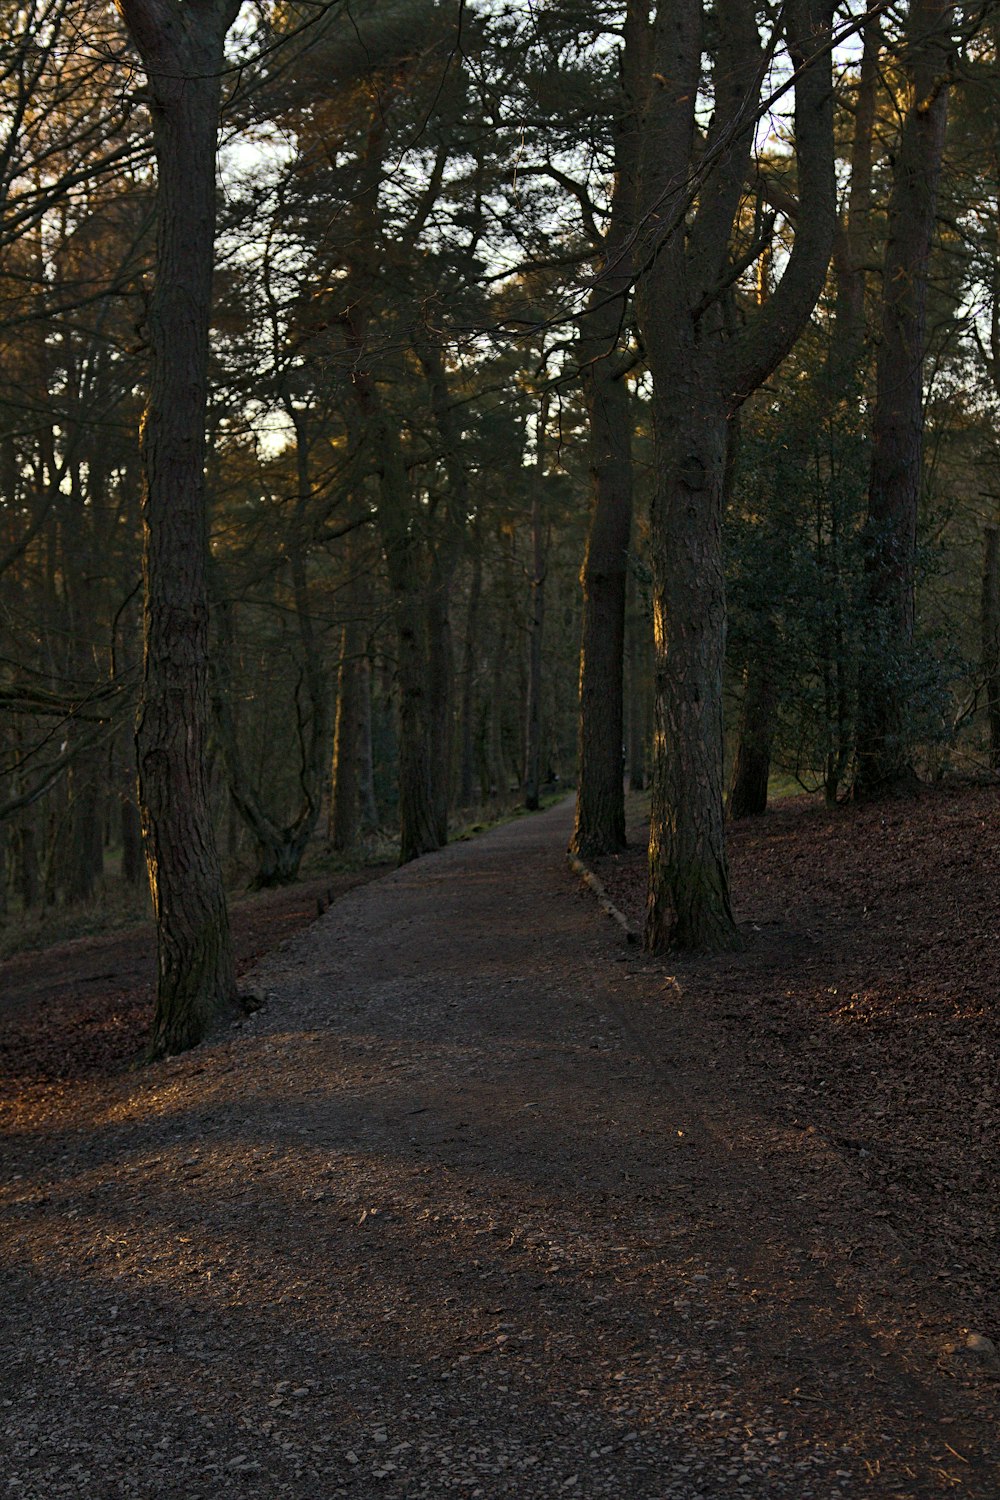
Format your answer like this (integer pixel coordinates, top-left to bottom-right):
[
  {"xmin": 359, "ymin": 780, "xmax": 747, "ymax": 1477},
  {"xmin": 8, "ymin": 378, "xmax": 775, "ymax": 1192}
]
[{"xmin": 2, "ymin": 796, "xmax": 997, "ymax": 1499}]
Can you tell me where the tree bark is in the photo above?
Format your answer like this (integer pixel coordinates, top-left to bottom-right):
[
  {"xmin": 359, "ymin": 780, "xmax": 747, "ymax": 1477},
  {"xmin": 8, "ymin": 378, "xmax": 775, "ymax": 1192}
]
[
  {"xmin": 352, "ymin": 561, "xmax": 379, "ymax": 834},
  {"xmin": 642, "ymin": 354, "xmax": 738, "ymax": 948},
  {"xmin": 415, "ymin": 341, "xmax": 468, "ymax": 844},
  {"xmin": 728, "ymin": 653, "xmax": 777, "ymax": 819},
  {"xmin": 0, "ymin": 795, "xmax": 7, "ymax": 921},
  {"xmin": 571, "ymin": 348, "xmax": 632, "ymax": 850},
  {"xmin": 426, "ymin": 552, "xmax": 454, "ymax": 841},
  {"xmin": 830, "ymin": 15, "xmax": 880, "ymax": 372},
  {"xmin": 121, "ymin": 782, "xmax": 145, "ymax": 885},
  {"xmin": 626, "ymin": 572, "xmax": 649, "ymax": 792},
  {"xmin": 357, "ymin": 644, "xmax": 379, "ymax": 833},
  {"xmin": 458, "ymin": 532, "xmax": 483, "ymax": 807},
  {"xmin": 331, "ymin": 618, "xmax": 362, "ymax": 852},
  {"xmin": 340, "ymin": 114, "xmax": 439, "ymax": 865},
  {"xmin": 983, "ymin": 525, "xmax": 1000, "ymax": 770},
  {"xmin": 487, "ymin": 636, "xmax": 507, "ymax": 802},
  {"xmin": 117, "ymin": 0, "xmax": 240, "ymax": 1054},
  {"xmin": 377, "ymin": 436, "xmax": 439, "ymax": 862},
  {"xmin": 65, "ymin": 757, "xmax": 104, "ymax": 903},
  {"xmin": 634, "ymin": 0, "xmax": 835, "ymax": 951},
  {"xmin": 487, "ymin": 536, "xmax": 515, "ymax": 803},
  {"xmin": 854, "ymin": 0, "xmax": 953, "ymax": 800},
  {"xmin": 569, "ymin": 0, "xmax": 644, "ymax": 855},
  {"xmin": 524, "ymin": 395, "xmax": 548, "ymax": 813}
]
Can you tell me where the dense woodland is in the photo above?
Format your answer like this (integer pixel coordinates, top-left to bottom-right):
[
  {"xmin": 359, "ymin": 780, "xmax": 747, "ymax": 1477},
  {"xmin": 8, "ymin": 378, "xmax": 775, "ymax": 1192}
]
[{"xmin": 1, "ymin": 0, "xmax": 999, "ymax": 1052}]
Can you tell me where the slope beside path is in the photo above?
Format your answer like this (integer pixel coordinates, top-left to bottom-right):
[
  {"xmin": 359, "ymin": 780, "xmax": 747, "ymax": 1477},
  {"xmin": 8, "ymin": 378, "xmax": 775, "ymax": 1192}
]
[{"xmin": 2, "ymin": 796, "xmax": 997, "ymax": 1498}]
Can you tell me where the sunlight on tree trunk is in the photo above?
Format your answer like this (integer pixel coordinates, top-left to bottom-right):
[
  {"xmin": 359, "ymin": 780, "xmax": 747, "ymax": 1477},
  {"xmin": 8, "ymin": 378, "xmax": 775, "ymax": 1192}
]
[{"xmin": 634, "ymin": 0, "xmax": 835, "ymax": 952}]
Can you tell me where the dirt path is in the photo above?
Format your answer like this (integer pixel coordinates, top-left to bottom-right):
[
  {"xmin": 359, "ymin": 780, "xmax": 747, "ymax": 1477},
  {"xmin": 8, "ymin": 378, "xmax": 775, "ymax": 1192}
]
[
  {"xmin": 0, "ymin": 869, "xmax": 391, "ymax": 1089},
  {"xmin": 2, "ymin": 798, "xmax": 997, "ymax": 1498}
]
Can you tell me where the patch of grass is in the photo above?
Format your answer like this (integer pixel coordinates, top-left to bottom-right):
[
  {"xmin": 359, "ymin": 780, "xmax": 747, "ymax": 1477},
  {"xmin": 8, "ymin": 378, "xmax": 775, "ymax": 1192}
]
[
  {"xmin": 451, "ymin": 788, "xmax": 572, "ymax": 842},
  {"xmin": 767, "ymin": 771, "xmax": 810, "ymax": 803},
  {"xmin": 626, "ymin": 776, "xmax": 806, "ymax": 823}
]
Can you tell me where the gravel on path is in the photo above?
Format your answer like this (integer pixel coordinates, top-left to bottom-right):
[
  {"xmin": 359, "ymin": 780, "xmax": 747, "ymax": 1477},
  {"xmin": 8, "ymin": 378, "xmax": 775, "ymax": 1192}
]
[{"xmin": 2, "ymin": 797, "xmax": 996, "ymax": 1498}]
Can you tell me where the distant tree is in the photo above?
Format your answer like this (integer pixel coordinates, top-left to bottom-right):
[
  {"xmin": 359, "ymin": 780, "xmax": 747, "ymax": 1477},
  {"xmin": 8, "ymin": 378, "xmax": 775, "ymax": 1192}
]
[
  {"xmin": 569, "ymin": 0, "xmax": 645, "ymax": 858},
  {"xmin": 854, "ymin": 0, "xmax": 955, "ymax": 799},
  {"xmin": 726, "ymin": 350, "xmax": 870, "ymax": 810},
  {"xmin": 728, "ymin": 23, "xmax": 881, "ymax": 817}
]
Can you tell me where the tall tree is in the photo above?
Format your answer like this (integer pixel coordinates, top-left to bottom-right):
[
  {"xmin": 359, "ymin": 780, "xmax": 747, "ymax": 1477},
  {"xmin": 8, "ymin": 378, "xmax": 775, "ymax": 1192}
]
[
  {"xmin": 854, "ymin": 0, "xmax": 955, "ymax": 799},
  {"xmin": 569, "ymin": 0, "xmax": 646, "ymax": 857},
  {"xmin": 114, "ymin": 0, "xmax": 241, "ymax": 1054},
  {"xmin": 633, "ymin": 0, "xmax": 836, "ymax": 950},
  {"xmin": 523, "ymin": 390, "xmax": 549, "ymax": 812}
]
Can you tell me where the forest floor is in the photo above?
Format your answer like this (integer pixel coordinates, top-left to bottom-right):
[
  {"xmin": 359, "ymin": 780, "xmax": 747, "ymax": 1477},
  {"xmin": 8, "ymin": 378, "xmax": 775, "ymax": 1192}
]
[
  {"xmin": 0, "ymin": 866, "xmax": 392, "ymax": 1093},
  {"xmin": 2, "ymin": 788, "xmax": 1000, "ymax": 1497}
]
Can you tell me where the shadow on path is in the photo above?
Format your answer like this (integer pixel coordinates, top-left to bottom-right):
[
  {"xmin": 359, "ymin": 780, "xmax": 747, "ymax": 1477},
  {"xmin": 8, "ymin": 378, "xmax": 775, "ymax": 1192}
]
[{"xmin": 2, "ymin": 799, "xmax": 996, "ymax": 1498}]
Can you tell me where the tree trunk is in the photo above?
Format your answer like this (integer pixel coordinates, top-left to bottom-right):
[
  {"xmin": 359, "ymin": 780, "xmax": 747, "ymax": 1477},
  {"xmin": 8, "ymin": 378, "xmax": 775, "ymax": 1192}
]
[
  {"xmin": 626, "ymin": 572, "xmax": 649, "ymax": 791},
  {"xmin": 357, "ymin": 644, "xmax": 379, "ymax": 833},
  {"xmin": 854, "ymin": 0, "xmax": 953, "ymax": 800},
  {"xmin": 352, "ymin": 559, "xmax": 379, "ymax": 835},
  {"xmin": 570, "ymin": 345, "xmax": 632, "ymax": 852},
  {"xmin": 983, "ymin": 525, "xmax": 1000, "ymax": 770},
  {"xmin": 635, "ymin": 0, "xmax": 736, "ymax": 952},
  {"xmin": 634, "ymin": 0, "xmax": 835, "ymax": 951},
  {"xmin": 416, "ymin": 339, "xmax": 470, "ymax": 843},
  {"xmin": 342, "ymin": 179, "xmax": 438, "ymax": 861},
  {"xmin": 330, "ymin": 621, "xmax": 362, "ymax": 851},
  {"xmin": 212, "ymin": 402, "xmax": 330, "ymax": 890},
  {"xmin": 643, "ymin": 357, "xmax": 739, "ymax": 948},
  {"xmin": 381, "ymin": 492, "xmax": 439, "ymax": 861},
  {"xmin": 212, "ymin": 596, "xmax": 324, "ymax": 890},
  {"xmin": 522, "ymin": 505, "xmax": 545, "ymax": 811},
  {"xmin": 353, "ymin": 441, "xmax": 439, "ymax": 862},
  {"xmin": 113, "ymin": 595, "xmax": 145, "ymax": 887},
  {"xmin": 119, "ymin": 0, "xmax": 240, "ymax": 1055},
  {"xmin": 488, "ymin": 590, "xmax": 509, "ymax": 804},
  {"xmin": 728, "ymin": 654, "xmax": 776, "ymax": 819},
  {"xmin": 17, "ymin": 818, "xmax": 40, "ymax": 910},
  {"xmin": 820, "ymin": 494, "xmax": 854, "ymax": 806},
  {"xmin": 459, "ymin": 535, "xmax": 483, "ymax": 807},
  {"xmin": 831, "ymin": 14, "xmax": 880, "ymax": 371},
  {"xmin": 570, "ymin": 0, "xmax": 643, "ymax": 853},
  {"xmin": 120, "ymin": 782, "xmax": 144, "ymax": 886},
  {"xmin": 427, "ymin": 549, "xmax": 454, "ymax": 843},
  {"xmin": 524, "ymin": 396, "xmax": 548, "ymax": 812},
  {"xmin": 251, "ymin": 836, "xmax": 312, "ymax": 888},
  {"xmin": 66, "ymin": 758, "xmax": 104, "ymax": 903}
]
